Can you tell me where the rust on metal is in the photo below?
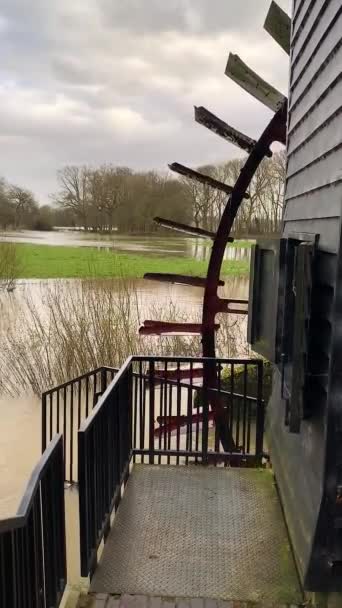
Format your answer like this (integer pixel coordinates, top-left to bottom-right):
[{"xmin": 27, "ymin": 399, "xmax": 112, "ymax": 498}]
[
  {"xmin": 194, "ymin": 106, "xmax": 256, "ymax": 154},
  {"xmin": 201, "ymin": 102, "xmax": 288, "ymax": 452},
  {"xmin": 154, "ymin": 367, "xmax": 205, "ymax": 381},
  {"xmin": 202, "ymin": 101, "xmax": 287, "ymax": 357},
  {"xmin": 154, "ymin": 411, "xmax": 215, "ymax": 437},
  {"xmin": 264, "ymin": 1, "xmax": 291, "ymax": 55},
  {"xmin": 139, "ymin": 321, "xmax": 220, "ymax": 336},
  {"xmin": 216, "ymin": 298, "xmax": 249, "ymax": 314},
  {"xmin": 144, "ymin": 273, "xmax": 225, "ymax": 288},
  {"xmin": 141, "ymin": 24, "xmax": 288, "ymax": 454},
  {"xmin": 226, "ymin": 54, "xmax": 287, "ymax": 112}
]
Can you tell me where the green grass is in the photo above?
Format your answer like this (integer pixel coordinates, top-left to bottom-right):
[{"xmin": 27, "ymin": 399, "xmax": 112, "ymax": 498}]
[
  {"xmin": 15, "ymin": 243, "xmax": 250, "ymax": 279},
  {"xmin": 227, "ymin": 239, "xmax": 253, "ymax": 248}
]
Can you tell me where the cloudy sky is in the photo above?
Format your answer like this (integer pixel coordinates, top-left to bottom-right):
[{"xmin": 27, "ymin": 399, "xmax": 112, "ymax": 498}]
[{"xmin": 0, "ymin": 0, "xmax": 290, "ymax": 203}]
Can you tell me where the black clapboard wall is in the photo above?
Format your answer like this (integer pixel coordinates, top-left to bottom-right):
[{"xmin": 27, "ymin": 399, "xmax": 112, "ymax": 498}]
[{"xmin": 265, "ymin": 0, "xmax": 342, "ymax": 591}]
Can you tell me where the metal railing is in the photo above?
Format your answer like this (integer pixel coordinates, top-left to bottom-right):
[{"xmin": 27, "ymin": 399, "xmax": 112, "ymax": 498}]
[
  {"xmin": 131, "ymin": 357, "xmax": 264, "ymax": 466},
  {"xmin": 0, "ymin": 435, "xmax": 66, "ymax": 608},
  {"xmin": 78, "ymin": 360, "xmax": 132, "ymax": 577},
  {"xmin": 42, "ymin": 366, "xmax": 117, "ymax": 483},
  {"xmin": 77, "ymin": 356, "xmax": 265, "ymax": 578}
]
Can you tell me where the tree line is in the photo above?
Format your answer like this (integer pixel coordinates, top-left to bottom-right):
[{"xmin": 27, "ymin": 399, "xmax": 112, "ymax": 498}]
[
  {"xmin": 0, "ymin": 151, "xmax": 286, "ymax": 236},
  {"xmin": 0, "ymin": 178, "xmax": 64, "ymax": 231}
]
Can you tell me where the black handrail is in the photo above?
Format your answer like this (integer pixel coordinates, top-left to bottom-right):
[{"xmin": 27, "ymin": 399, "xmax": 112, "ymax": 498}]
[
  {"xmin": 77, "ymin": 356, "xmax": 265, "ymax": 578},
  {"xmin": 78, "ymin": 358, "xmax": 133, "ymax": 577},
  {"xmin": 0, "ymin": 435, "xmax": 66, "ymax": 608},
  {"xmin": 131, "ymin": 357, "xmax": 265, "ymax": 466},
  {"xmin": 42, "ymin": 366, "xmax": 117, "ymax": 482},
  {"xmin": 42, "ymin": 360, "xmax": 262, "ymax": 483}
]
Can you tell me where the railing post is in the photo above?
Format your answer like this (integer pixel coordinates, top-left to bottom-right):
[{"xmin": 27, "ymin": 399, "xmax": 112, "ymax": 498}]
[
  {"xmin": 100, "ymin": 367, "xmax": 107, "ymax": 394},
  {"xmin": 202, "ymin": 381, "xmax": 209, "ymax": 465},
  {"xmin": 57, "ymin": 436, "xmax": 67, "ymax": 593},
  {"xmin": 78, "ymin": 430, "xmax": 89, "ymax": 577},
  {"xmin": 128, "ymin": 365, "xmax": 133, "ymax": 456},
  {"xmin": 255, "ymin": 360, "xmax": 265, "ymax": 465},
  {"xmin": 149, "ymin": 361, "xmax": 155, "ymax": 465},
  {"xmin": 42, "ymin": 393, "xmax": 47, "ymax": 453}
]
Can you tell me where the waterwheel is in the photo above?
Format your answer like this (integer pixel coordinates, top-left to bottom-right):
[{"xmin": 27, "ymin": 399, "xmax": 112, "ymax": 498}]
[{"xmin": 140, "ymin": 1, "xmax": 290, "ymax": 453}]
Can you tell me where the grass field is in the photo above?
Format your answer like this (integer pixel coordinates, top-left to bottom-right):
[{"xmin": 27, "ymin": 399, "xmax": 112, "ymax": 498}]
[{"xmin": 14, "ymin": 243, "xmax": 250, "ymax": 279}]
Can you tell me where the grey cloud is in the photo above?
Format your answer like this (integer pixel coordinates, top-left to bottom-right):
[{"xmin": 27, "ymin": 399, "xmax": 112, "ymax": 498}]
[
  {"xmin": 99, "ymin": 0, "xmax": 290, "ymax": 34},
  {"xmin": 0, "ymin": 0, "xmax": 290, "ymax": 200}
]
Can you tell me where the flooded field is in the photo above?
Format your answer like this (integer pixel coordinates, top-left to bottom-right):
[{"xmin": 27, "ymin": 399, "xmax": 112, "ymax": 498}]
[
  {"xmin": 0, "ymin": 229, "xmax": 252, "ymax": 261},
  {"xmin": 0, "ymin": 275, "xmax": 249, "ymax": 501},
  {"xmin": 0, "ymin": 238, "xmax": 250, "ymax": 583}
]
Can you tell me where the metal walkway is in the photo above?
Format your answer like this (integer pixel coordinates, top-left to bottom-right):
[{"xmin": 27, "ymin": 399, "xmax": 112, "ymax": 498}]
[
  {"xmin": 90, "ymin": 465, "xmax": 302, "ymax": 604},
  {"xmin": 81, "ymin": 594, "xmax": 304, "ymax": 608}
]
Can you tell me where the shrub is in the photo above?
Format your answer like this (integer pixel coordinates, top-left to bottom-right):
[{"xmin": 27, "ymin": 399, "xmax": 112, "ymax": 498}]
[{"xmin": 0, "ymin": 243, "xmax": 21, "ymax": 291}]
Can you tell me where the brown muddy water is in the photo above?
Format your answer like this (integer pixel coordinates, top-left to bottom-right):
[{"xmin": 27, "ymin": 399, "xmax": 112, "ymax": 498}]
[{"xmin": 0, "ymin": 273, "xmax": 249, "ymax": 584}]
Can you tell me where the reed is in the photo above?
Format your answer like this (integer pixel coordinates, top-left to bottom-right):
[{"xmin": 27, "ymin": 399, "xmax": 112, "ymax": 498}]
[{"xmin": 0, "ymin": 278, "xmax": 249, "ymax": 396}]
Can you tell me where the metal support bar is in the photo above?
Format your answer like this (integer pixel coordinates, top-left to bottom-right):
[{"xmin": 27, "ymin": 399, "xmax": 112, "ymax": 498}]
[
  {"xmin": 42, "ymin": 394, "xmax": 47, "ymax": 453},
  {"xmin": 144, "ymin": 273, "xmax": 225, "ymax": 288},
  {"xmin": 132, "ymin": 447, "xmax": 257, "ymax": 465},
  {"xmin": 139, "ymin": 321, "xmax": 220, "ymax": 336},
  {"xmin": 216, "ymin": 298, "xmax": 249, "ymax": 314},
  {"xmin": 201, "ymin": 103, "xmax": 287, "ymax": 453},
  {"xmin": 204, "ymin": 295, "xmax": 249, "ymax": 314},
  {"xmin": 255, "ymin": 360, "xmax": 265, "ymax": 464},
  {"xmin": 153, "ymin": 216, "xmax": 228, "ymax": 240},
  {"xmin": 169, "ymin": 162, "xmax": 249, "ymax": 199},
  {"xmin": 149, "ymin": 361, "xmax": 155, "ymax": 465},
  {"xmin": 154, "ymin": 367, "xmax": 204, "ymax": 381},
  {"xmin": 225, "ymin": 54, "xmax": 286, "ymax": 112},
  {"xmin": 194, "ymin": 106, "xmax": 256, "ymax": 154},
  {"xmin": 264, "ymin": 1, "xmax": 291, "ymax": 55}
]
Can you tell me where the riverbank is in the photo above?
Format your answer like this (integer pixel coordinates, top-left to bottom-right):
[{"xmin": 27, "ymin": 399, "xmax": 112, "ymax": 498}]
[{"xmin": 13, "ymin": 243, "xmax": 250, "ymax": 279}]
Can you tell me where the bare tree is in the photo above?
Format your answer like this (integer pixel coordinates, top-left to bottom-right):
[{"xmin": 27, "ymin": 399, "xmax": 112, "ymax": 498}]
[
  {"xmin": 8, "ymin": 186, "xmax": 37, "ymax": 229},
  {"xmin": 181, "ymin": 164, "xmax": 226, "ymax": 232},
  {"xmin": 226, "ymin": 152, "xmax": 286, "ymax": 236},
  {"xmin": 55, "ymin": 166, "xmax": 91, "ymax": 230},
  {"xmin": 96, "ymin": 166, "xmax": 131, "ymax": 232},
  {"xmin": 0, "ymin": 179, "xmax": 14, "ymax": 229},
  {"xmin": 51, "ymin": 153, "xmax": 286, "ymax": 237}
]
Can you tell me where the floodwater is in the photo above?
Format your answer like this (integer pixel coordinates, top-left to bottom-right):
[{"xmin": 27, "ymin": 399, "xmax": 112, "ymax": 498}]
[
  {"xmin": 0, "ymin": 274, "xmax": 249, "ymax": 496},
  {"xmin": 0, "ymin": 262, "xmax": 248, "ymax": 582},
  {"xmin": 0, "ymin": 229, "xmax": 252, "ymax": 261},
  {"xmin": 0, "ymin": 390, "xmax": 82, "ymax": 581}
]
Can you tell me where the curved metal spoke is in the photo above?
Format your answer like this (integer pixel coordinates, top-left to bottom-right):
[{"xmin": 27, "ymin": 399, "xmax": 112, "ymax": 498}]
[{"xmin": 201, "ymin": 102, "xmax": 287, "ymax": 452}]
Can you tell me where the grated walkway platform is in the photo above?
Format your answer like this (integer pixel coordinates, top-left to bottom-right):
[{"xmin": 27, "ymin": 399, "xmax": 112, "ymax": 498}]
[
  {"xmin": 81, "ymin": 594, "xmax": 305, "ymax": 608},
  {"xmin": 90, "ymin": 465, "xmax": 302, "ymax": 604}
]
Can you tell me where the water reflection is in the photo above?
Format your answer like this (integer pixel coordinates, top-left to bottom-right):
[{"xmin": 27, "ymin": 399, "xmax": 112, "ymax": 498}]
[
  {"xmin": 190, "ymin": 240, "xmax": 251, "ymax": 262},
  {"xmin": 0, "ymin": 229, "xmax": 252, "ymax": 261}
]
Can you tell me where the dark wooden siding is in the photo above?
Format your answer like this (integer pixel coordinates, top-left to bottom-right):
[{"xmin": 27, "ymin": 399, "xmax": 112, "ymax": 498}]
[
  {"xmin": 268, "ymin": 249, "xmax": 336, "ymax": 581},
  {"xmin": 284, "ymin": 0, "xmax": 342, "ymax": 252},
  {"xmin": 268, "ymin": 0, "xmax": 342, "ymax": 587}
]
